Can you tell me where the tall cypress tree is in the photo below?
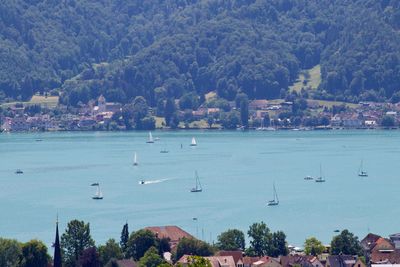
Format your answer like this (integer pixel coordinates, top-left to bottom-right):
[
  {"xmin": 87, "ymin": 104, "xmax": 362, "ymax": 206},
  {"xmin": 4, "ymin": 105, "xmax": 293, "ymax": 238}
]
[{"xmin": 120, "ymin": 223, "xmax": 129, "ymax": 257}]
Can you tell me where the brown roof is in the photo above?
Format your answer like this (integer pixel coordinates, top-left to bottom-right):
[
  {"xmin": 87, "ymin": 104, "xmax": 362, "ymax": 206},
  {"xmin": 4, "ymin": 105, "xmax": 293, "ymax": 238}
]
[
  {"xmin": 243, "ymin": 256, "xmax": 262, "ymax": 265},
  {"xmin": 145, "ymin": 226, "xmax": 193, "ymax": 242},
  {"xmin": 178, "ymin": 255, "xmax": 235, "ymax": 267},
  {"xmin": 371, "ymin": 249, "xmax": 400, "ymax": 264},
  {"xmin": 361, "ymin": 233, "xmax": 383, "ymax": 250},
  {"xmin": 217, "ymin": 251, "xmax": 243, "ymax": 264}
]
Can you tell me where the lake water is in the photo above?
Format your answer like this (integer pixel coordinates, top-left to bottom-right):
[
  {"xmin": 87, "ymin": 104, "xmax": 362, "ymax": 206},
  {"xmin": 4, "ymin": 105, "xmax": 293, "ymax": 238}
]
[{"xmin": 1, "ymin": 130, "xmax": 399, "ymax": 248}]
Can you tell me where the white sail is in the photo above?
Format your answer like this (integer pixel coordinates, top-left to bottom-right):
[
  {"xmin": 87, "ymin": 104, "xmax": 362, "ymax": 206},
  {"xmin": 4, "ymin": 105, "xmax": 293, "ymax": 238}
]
[
  {"xmin": 133, "ymin": 152, "xmax": 138, "ymax": 165},
  {"xmin": 148, "ymin": 132, "xmax": 154, "ymax": 143},
  {"xmin": 191, "ymin": 171, "xmax": 202, "ymax": 192},
  {"xmin": 93, "ymin": 184, "xmax": 103, "ymax": 199},
  {"xmin": 190, "ymin": 137, "xmax": 197, "ymax": 146}
]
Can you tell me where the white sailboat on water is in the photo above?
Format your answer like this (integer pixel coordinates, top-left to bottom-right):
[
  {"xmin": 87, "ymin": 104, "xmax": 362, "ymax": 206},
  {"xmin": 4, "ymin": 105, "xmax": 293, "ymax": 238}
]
[
  {"xmin": 190, "ymin": 171, "xmax": 202, "ymax": 192},
  {"xmin": 190, "ymin": 137, "xmax": 197, "ymax": 146},
  {"xmin": 358, "ymin": 160, "xmax": 368, "ymax": 177},
  {"xmin": 267, "ymin": 183, "xmax": 279, "ymax": 206},
  {"xmin": 133, "ymin": 152, "xmax": 138, "ymax": 166},
  {"xmin": 146, "ymin": 132, "xmax": 154, "ymax": 143},
  {"xmin": 315, "ymin": 164, "xmax": 326, "ymax": 183},
  {"xmin": 92, "ymin": 183, "xmax": 103, "ymax": 200}
]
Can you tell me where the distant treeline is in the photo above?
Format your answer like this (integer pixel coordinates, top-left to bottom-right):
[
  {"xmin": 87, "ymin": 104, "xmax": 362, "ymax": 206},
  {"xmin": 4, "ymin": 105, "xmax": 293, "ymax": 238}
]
[{"xmin": 0, "ymin": 0, "xmax": 399, "ymax": 104}]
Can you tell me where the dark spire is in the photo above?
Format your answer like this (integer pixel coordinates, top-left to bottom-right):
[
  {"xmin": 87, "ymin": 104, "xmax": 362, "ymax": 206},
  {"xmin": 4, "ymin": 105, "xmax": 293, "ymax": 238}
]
[{"xmin": 53, "ymin": 215, "xmax": 62, "ymax": 267}]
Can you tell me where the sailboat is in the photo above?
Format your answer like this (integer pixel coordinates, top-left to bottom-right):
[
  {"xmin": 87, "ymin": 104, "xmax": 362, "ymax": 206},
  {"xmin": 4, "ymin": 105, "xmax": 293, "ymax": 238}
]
[
  {"xmin": 190, "ymin": 171, "xmax": 202, "ymax": 192},
  {"xmin": 92, "ymin": 183, "xmax": 103, "ymax": 200},
  {"xmin": 190, "ymin": 137, "xmax": 197, "ymax": 146},
  {"xmin": 267, "ymin": 183, "xmax": 279, "ymax": 206},
  {"xmin": 358, "ymin": 160, "xmax": 368, "ymax": 177},
  {"xmin": 315, "ymin": 164, "xmax": 326, "ymax": 183},
  {"xmin": 133, "ymin": 152, "xmax": 138, "ymax": 166},
  {"xmin": 146, "ymin": 132, "xmax": 154, "ymax": 143}
]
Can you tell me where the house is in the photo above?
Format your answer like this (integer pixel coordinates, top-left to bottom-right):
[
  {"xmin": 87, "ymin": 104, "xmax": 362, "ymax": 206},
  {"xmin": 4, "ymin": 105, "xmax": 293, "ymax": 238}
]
[
  {"xmin": 242, "ymin": 256, "xmax": 281, "ymax": 267},
  {"xmin": 281, "ymin": 255, "xmax": 324, "ymax": 267},
  {"xmin": 178, "ymin": 255, "xmax": 236, "ymax": 267},
  {"xmin": 249, "ymin": 100, "xmax": 269, "ymax": 110},
  {"xmin": 113, "ymin": 259, "xmax": 137, "ymax": 267},
  {"xmin": 389, "ymin": 234, "xmax": 400, "ymax": 249},
  {"xmin": 326, "ymin": 255, "xmax": 359, "ymax": 267},
  {"xmin": 368, "ymin": 237, "xmax": 400, "ymax": 264},
  {"xmin": 145, "ymin": 226, "xmax": 193, "ymax": 249},
  {"xmin": 1, "ymin": 117, "xmax": 12, "ymax": 132},
  {"xmin": 217, "ymin": 251, "xmax": 244, "ymax": 267},
  {"xmin": 10, "ymin": 117, "xmax": 30, "ymax": 131}
]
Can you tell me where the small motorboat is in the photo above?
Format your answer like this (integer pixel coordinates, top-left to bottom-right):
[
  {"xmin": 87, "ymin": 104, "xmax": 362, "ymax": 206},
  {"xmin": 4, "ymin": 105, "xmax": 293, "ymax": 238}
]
[
  {"xmin": 304, "ymin": 175, "xmax": 314, "ymax": 180},
  {"xmin": 139, "ymin": 180, "xmax": 145, "ymax": 185},
  {"xmin": 15, "ymin": 169, "xmax": 23, "ymax": 174}
]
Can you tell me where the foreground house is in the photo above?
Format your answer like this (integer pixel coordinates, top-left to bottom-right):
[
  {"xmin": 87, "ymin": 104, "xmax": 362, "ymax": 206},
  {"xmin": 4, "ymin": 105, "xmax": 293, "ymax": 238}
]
[
  {"xmin": 178, "ymin": 255, "xmax": 236, "ymax": 267},
  {"xmin": 281, "ymin": 255, "xmax": 324, "ymax": 267},
  {"xmin": 326, "ymin": 255, "xmax": 366, "ymax": 267}
]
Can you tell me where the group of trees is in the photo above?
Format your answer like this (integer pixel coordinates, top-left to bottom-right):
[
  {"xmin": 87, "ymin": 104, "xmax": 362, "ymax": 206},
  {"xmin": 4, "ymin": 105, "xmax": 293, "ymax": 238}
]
[
  {"xmin": 0, "ymin": 217, "xmax": 365, "ymax": 267},
  {"xmin": 1, "ymin": 1, "xmax": 399, "ymax": 106}
]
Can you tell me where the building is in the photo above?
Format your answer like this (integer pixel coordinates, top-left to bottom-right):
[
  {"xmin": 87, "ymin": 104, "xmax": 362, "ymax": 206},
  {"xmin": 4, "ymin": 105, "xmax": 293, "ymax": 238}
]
[
  {"xmin": 145, "ymin": 226, "xmax": 193, "ymax": 249},
  {"xmin": 178, "ymin": 255, "xmax": 236, "ymax": 267},
  {"xmin": 217, "ymin": 251, "xmax": 244, "ymax": 267},
  {"xmin": 326, "ymin": 255, "xmax": 365, "ymax": 267}
]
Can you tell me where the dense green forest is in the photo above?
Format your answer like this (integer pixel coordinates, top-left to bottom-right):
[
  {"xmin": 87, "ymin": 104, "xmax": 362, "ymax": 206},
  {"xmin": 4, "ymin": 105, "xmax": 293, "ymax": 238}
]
[{"xmin": 0, "ymin": 0, "xmax": 399, "ymax": 105}]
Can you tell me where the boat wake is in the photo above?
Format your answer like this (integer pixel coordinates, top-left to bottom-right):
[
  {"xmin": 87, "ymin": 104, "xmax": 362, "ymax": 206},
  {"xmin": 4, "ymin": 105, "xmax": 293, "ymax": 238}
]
[{"xmin": 139, "ymin": 178, "xmax": 170, "ymax": 185}]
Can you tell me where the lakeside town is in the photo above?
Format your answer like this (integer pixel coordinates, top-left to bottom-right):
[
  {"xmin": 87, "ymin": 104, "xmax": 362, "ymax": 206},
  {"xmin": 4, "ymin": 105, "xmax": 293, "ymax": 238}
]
[
  {"xmin": 4, "ymin": 219, "xmax": 400, "ymax": 267},
  {"xmin": 1, "ymin": 93, "xmax": 400, "ymax": 132}
]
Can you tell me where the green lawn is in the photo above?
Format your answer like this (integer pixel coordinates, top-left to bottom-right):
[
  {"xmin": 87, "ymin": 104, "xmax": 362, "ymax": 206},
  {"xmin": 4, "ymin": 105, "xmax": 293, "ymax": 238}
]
[
  {"xmin": 1, "ymin": 95, "xmax": 59, "ymax": 108},
  {"xmin": 289, "ymin": 65, "xmax": 321, "ymax": 92},
  {"xmin": 311, "ymin": 99, "xmax": 358, "ymax": 109}
]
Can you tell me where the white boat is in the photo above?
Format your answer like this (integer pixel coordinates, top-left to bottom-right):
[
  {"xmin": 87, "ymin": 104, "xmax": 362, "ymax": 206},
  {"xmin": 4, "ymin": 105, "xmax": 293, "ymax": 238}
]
[
  {"xmin": 315, "ymin": 164, "xmax": 326, "ymax": 183},
  {"xmin": 146, "ymin": 132, "xmax": 154, "ymax": 143},
  {"xmin": 304, "ymin": 175, "xmax": 314, "ymax": 180},
  {"xmin": 139, "ymin": 180, "xmax": 145, "ymax": 185},
  {"xmin": 133, "ymin": 152, "xmax": 138, "ymax": 166},
  {"xmin": 190, "ymin": 137, "xmax": 197, "ymax": 146},
  {"xmin": 15, "ymin": 169, "xmax": 23, "ymax": 174},
  {"xmin": 92, "ymin": 184, "xmax": 103, "ymax": 200},
  {"xmin": 267, "ymin": 183, "xmax": 279, "ymax": 206},
  {"xmin": 190, "ymin": 171, "xmax": 202, "ymax": 192},
  {"xmin": 358, "ymin": 160, "xmax": 368, "ymax": 177},
  {"xmin": 160, "ymin": 149, "xmax": 169, "ymax": 153}
]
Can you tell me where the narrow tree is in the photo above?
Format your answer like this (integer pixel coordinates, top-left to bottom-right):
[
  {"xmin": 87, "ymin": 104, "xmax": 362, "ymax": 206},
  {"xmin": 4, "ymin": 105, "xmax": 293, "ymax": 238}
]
[
  {"xmin": 120, "ymin": 223, "xmax": 129, "ymax": 257},
  {"xmin": 164, "ymin": 98, "xmax": 176, "ymax": 126},
  {"xmin": 79, "ymin": 247, "xmax": 100, "ymax": 267},
  {"xmin": 271, "ymin": 231, "xmax": 288, "ymax": 257},
  {"xmin": 240, "ymin": 97, "xmax": 249, "ymax": 128},
  {"xmin": 61, "ymin": 220, "xmax": 95, "ymax": 267},
  {"xmin": 216, "ymin": 229, "xmax": 245, "ymax": 251}
]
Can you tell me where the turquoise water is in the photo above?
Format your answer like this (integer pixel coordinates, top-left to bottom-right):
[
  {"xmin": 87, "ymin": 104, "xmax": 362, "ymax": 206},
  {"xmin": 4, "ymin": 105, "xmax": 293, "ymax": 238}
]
[{"xmin": 1, "ymin": 130, "xmax": 399, "ymax": 248}]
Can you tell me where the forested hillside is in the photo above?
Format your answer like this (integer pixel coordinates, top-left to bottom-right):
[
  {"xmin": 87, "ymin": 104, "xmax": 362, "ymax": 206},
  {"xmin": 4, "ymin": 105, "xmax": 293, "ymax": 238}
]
[{"xmin": 1, "ymin": 0, "xmax": 399, "ymax": 105}]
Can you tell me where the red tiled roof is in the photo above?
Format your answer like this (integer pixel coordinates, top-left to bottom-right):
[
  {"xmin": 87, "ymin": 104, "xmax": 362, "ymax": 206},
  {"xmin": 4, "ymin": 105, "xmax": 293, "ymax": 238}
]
[
  {"xmin": 145, "ymin": 226, "xmax": 193, "ymax": 242},
  {"xmin": 217, "ymin": 251, "xmax": 243, "ymax": 264}
]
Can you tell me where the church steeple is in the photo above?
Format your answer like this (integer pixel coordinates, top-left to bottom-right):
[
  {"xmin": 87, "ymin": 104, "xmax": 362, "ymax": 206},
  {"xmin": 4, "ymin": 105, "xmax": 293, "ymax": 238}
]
[{"xmin": 53, "ymin": 215, "xmax": 62, "ymax": 267}]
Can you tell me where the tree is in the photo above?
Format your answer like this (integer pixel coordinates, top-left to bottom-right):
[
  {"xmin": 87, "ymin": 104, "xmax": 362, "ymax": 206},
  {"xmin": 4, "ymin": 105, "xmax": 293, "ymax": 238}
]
[
  {"xmin": 99, "ymin": 239, "xmax": 123, "ymax": 266},
  {"xmin": 331, "ymin": 230, "xmax": 362, "ymax": 256},
  {"xmin": 174, "ymin": 238, "xmax": 214, "ymax": 262},
  {"xmin": 21, "ymin": 239, "xmax": 50, "ymax": 267},
  {"xmin": 247, "ymin": 222, "xmax": 272, "ymax": 256},
  {"xmin": 127, "ymin": 229, "xmax": 157, "ymax": 261},
  {"xmin": 270, "ymin": 231, "xmax": 288, "ymax": 257},
  {"xmin": 179, "ymin": 92, "xmax": 199, "ymax": 110},
  {"xmin": 79, "ymin": 247, "xmax": 100, "ymax": 267},
  {"xmin": 61, "ymin": 220, "xmax": 95, "ymax": 267},
  {"xmin": 304, "ymin": 237, "xmax": 325, "ymax": 256},
  {"xmin": 164, "ymin": 98, "xmax": 176, "ymax": 127},
  {"xmin": 138, "ymin": 246, "xmax": 165, "ymax": 267},
  {"xmin": 120, "ymin": 223, "xmax": 129, "ymax": 257},
  {"xmin": 216, "ymin": 229, "xmax": 245, "ymax": 251},
  {"xmin": 0, "ymin": 238, "xmax": 22, "ymax": 267},
  {"xmin": 133, "ymin": 96, "xmax": 149, "ymax": 129},
  {"xmin": 240, "ymin": 97, "xmax": 249, "ymax": 128},
  {"xmin": 381, "ymin": 115, "xmax": 395, "ymax": 127},
  {"xmin": 187, "ymin": 255, "xmax": 212, "ymax": 267}
]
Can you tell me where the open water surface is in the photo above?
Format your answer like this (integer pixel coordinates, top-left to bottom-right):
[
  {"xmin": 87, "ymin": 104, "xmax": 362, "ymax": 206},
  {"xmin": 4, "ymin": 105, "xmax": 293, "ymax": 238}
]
[{"xmin": 0, "ymin": 130, "xmax": 399, "ymax": 247}]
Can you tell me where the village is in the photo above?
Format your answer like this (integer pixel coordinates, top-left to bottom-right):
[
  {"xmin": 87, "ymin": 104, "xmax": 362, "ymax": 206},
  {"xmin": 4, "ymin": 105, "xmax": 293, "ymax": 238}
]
[
  {"xmin": 60, "ymin": 224, "xmax": 400, "ymax": 267},
  {"xmin": 1, "ymin": 94, "xmax": 400, "ymax": 132}
]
